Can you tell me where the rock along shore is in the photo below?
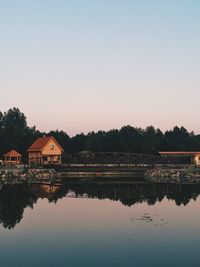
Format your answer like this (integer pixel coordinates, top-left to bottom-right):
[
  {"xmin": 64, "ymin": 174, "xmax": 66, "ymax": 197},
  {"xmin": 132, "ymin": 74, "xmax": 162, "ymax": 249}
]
[
  {"xmin": 0, "ymin": 167, "xmax": 58, "ymax": 185},
  {"xmin": 0, "ymin": 166, "xmax": 146, "ymax": 185},
  {"xmin": 145, "ymin": 166, "xmax": 200, "ymax": 184}
]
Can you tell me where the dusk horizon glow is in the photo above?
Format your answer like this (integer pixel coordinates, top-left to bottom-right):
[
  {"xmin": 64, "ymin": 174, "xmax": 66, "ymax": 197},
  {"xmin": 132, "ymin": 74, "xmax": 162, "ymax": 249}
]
[
  {"xmin": 1, "ymin": 1, "xmax": 200, "ymax": 135},
  {"xmin": 6, "ymin": 105, "xmax": 200, "ymax": 137}
]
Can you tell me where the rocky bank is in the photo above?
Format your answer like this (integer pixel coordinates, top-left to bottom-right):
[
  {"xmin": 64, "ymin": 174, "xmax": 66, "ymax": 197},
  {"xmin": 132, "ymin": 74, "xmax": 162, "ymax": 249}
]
[
  {"xmin": 0, "ymin": 167, "xmax": 58, "ymax": 185},
  {"xmin": 145, "ymin": 167, "xmax": 200, "ymax": 184}
]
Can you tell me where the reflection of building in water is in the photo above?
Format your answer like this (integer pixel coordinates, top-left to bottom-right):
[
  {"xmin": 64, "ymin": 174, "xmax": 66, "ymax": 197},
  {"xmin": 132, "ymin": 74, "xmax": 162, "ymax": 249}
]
[
  {"xmin": 28, "ymin": 182, "xmax": 200, "ymax": 207},
  {"xmin": 0, "ymin": 182, "xmax": 200, "ymax": 230},
  {"xmin": 28, "ymin": 182, "xmax": 184, "ymax": 206},
  {"xmin": 30, "ymin": 184, "xmax": 62, "ymax": 201},
  {"xmin": 28, "ymin": 181, "xmax": 200, "ymax": 207}
]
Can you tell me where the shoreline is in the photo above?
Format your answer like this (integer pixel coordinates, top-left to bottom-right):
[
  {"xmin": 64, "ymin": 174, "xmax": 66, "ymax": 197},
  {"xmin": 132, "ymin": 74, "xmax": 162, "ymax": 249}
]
[
  {"xmin": 145, "ymin": 166, "xmax": 200, "ymax": 184},
  {"xmin": 2, "ymin": 165, "xmax": 200, "ymax": 185}
]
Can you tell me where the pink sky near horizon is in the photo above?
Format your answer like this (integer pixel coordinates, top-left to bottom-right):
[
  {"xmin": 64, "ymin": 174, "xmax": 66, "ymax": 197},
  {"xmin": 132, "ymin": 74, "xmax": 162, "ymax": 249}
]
[
  {"xmin": 1, "ymin": 1, "xmax": 200, "ymax": 136},
  {"xmin": 1, "ymin": 101, "xmax": 198, "ymax": 137}
]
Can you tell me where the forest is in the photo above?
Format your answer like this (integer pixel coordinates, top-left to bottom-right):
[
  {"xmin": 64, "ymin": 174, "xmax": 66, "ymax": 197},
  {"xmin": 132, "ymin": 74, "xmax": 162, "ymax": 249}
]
[{"xmin": 0, "ymin": 107, "xmax": 200, "ymax": 158}]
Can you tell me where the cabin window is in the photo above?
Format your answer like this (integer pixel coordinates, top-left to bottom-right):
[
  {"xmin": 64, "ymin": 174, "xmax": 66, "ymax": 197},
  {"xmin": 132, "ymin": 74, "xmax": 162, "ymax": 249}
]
[{"xmin": 50, "ymin": 144, "xmax": 54, "ymax": 150}]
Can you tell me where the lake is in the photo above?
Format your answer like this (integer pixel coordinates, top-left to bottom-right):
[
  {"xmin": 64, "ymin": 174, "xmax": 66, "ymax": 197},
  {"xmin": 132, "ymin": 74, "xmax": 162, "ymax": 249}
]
[{"xmin": 0, "ymin": 180, "xmax": 200, "ymax": 267}]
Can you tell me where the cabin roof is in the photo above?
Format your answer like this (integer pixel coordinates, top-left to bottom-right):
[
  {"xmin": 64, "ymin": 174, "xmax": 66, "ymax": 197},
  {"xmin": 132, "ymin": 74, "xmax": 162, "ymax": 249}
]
[
  {"xmin": 4, "ymin": 150, "xmax": 22, "ymax": 157},
  {"xmin": 27, "ymin": 136, "xmax": 63, "ymax": 152}
]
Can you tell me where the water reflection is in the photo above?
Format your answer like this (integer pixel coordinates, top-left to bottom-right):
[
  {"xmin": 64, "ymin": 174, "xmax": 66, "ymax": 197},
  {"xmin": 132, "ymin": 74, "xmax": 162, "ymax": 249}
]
[
  {"xmin": 130, "ymin": 212, "xmax": 170, "ymax": 227},
  {"xmin": 31, "ymin": 181, "xmax": 200, "ymax": 207},
  {"xmin": 0, "ymin": 184, "xmax": 37, "ymax": 229},
  {"xmin": 0, "ymin": 180, "xmax": 200, "ymax": 229}
]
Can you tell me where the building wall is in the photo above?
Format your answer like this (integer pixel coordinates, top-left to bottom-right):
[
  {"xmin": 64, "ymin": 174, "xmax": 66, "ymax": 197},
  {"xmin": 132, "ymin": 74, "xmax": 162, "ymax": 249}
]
[
  {"xmin": 42, "ymin": 139, "xmax": 62, "ymax": 156},
  {"xmin": 28, "ymin": 152, "xmax": 43, "ymax": 164},
  {"xmin": 28, "ymin": 138, "xmax": 63, "ymax": 165},
  {"xmin": 193, "ymin": 155, "xmax": 200, "ymax": 165},
  {"xmin": 29, "ymin": 152, "xmax": 42, "ymax": 159}
]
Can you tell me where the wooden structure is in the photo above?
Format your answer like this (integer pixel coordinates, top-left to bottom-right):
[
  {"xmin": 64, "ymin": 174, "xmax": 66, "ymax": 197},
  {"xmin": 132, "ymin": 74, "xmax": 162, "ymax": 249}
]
[
  {"xmin": 159, "ymin": 151, "xmax": 200, "ymax": 165},
  {"xmin": 3, "ymin": 150, "xmax": 22, "ymax": 165},
  {"xmin": 30, "ymin": 184, "xmax": 62, "ymax": 200},
  {"xmin": 63, "ymin": 151, "xmax": 158, "ymax": 166},
  {"xmin": 27, "ymin": 136, "xmax": 63, "ymax": 165},
  {"xmin": 62, "ymin": 151, "xmax": 200, "ymax": 168}
]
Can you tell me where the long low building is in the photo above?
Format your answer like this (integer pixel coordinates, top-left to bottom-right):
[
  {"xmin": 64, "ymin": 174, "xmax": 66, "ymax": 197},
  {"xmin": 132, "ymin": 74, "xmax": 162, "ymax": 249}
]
[{"xmin": 159, "ymin": 151, "xmax": 200, "ymax": 165}]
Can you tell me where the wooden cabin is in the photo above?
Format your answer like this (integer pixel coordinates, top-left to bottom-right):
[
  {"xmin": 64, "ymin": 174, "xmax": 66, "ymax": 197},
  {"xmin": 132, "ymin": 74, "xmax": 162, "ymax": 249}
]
[
  {"xmin": 27, "ymin": 136, "xmax": 63, "ymax": 165},
  {"xmin": 3, "ymin": 150, "xmax": 22, "ymax": 165},
  {"xmin": 159, "ymin": 151, "xmax": 200, "ymax": 165}
]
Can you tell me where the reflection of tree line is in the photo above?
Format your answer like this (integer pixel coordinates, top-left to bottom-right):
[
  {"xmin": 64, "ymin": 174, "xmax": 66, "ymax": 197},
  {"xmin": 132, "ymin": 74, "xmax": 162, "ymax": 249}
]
[
  {"xmin": 0, "ymin": 184, "xmax": 37, "ymax": 230},
  {"xmin": 52, "ymin": 183, "xmax": 200, "ymax": 207},
  {"xmin": 1, "ymin": 182, "xmax": 200, "ymax": 229}
]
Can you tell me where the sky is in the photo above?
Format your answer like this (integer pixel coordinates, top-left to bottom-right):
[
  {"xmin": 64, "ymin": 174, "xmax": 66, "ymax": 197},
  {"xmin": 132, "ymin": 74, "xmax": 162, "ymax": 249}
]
[{"xmin": 1, "ymin": 0, "xmax": 200, "ymax": 136}]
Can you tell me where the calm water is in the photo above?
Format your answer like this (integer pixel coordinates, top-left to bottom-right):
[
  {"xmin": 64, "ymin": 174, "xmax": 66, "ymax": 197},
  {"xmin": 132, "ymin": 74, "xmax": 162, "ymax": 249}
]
[{"xmin": 0, "ymin": 180, "xmax": 200, "ymax": 267}]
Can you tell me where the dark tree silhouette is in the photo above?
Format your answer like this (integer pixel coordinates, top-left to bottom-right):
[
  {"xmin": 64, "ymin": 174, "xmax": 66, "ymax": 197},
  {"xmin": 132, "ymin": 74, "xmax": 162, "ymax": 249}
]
[
  {"xmin": 0, "ymin": 107, "xmax": 200, "ymax": 159},
  {"xmin": 0, "ymin": 184, "xmax": 37, "ymax": 229}
]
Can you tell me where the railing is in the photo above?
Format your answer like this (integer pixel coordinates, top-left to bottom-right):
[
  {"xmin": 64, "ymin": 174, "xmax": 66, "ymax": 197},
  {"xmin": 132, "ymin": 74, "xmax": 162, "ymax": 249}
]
[{"xmin": 63, "ymin": 152, "xmax": 159, "ymax": 165}]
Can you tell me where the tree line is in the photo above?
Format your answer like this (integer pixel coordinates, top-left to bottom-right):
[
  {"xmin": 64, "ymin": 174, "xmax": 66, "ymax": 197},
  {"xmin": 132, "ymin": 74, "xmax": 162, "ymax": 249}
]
[{"xmin": 0, "ymin": 107, "xmax": 200, "ymax": 158}]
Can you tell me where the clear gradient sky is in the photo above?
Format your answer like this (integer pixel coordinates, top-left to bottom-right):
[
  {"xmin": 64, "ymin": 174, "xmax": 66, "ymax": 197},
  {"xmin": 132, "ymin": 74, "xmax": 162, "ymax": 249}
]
[{"xmin": 1, "ymin": 1, "xmax": 200, "ymax": 135}]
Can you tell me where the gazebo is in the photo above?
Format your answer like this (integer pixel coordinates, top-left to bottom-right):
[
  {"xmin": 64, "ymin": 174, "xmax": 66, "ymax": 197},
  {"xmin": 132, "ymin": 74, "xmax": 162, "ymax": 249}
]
[{"xmin": 3, "ymin": 150, "xmax": 22, "ymax": 165}]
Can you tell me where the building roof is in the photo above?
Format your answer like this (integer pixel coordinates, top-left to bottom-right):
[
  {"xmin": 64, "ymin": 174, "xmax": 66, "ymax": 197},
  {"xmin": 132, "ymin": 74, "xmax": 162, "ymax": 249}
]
[
  {"xmin": 159, "ymin": 151, "xmax": 200, "ymax": 155},
  {"xmin": 27, "ymin": 136, "xmax": 63, "ymax": 152},
  {"xmin": 4, "ymin": 150, "xmax": 22, "ymax": 157}
]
